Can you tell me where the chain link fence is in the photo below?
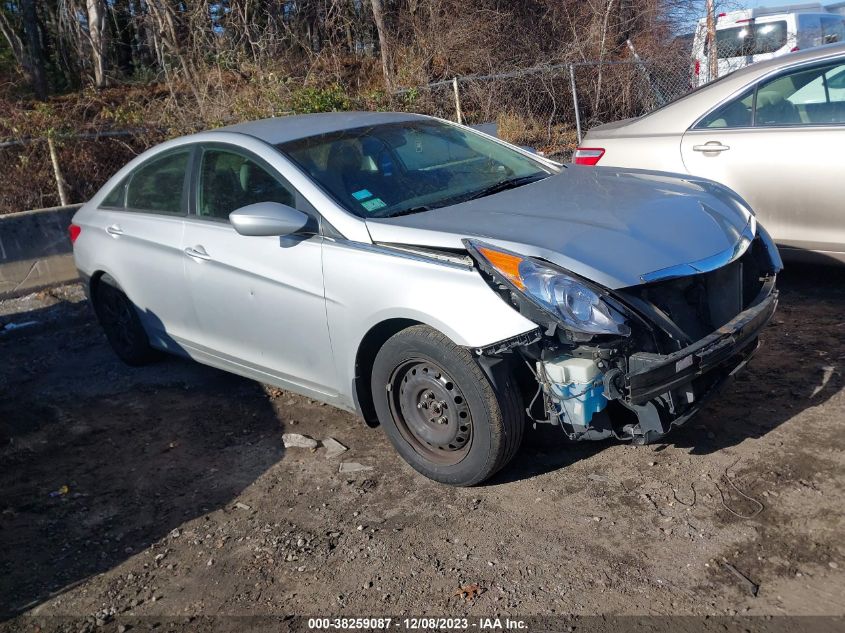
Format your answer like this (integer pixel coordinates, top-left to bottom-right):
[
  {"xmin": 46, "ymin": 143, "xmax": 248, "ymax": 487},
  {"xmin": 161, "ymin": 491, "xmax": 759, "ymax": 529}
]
[
  {"xmin": 396, "ymin": 59, "xmax": 692, "ymax": 159},
  {"xmin": 0, "ymin": 58, "xmax": 694, "ymax": 215},
  {"xmin": 0, "ymin": 129, "xmax": 166, "ymax": 215}
]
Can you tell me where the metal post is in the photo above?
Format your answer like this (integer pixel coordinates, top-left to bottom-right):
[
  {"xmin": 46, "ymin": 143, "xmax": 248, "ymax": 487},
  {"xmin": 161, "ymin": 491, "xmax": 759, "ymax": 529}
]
[
  {"xmin": 47, "ymin": 136, "xmax": 69, "ymax": 207},
  {"xmin": 706, "ymin": 0, "xmax": 718, "ymax": 81},
  {"xmin": 569, "ymin": 64, "xmax": 582, "ymax": 145},
  {"xmin": 452, "ymin": 77, "xmax": 463, "ymax": 125}
]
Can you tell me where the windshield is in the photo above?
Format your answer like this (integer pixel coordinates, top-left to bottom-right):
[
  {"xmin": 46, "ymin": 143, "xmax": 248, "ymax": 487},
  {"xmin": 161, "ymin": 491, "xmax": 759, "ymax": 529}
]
[{"xmin": 277, "ymin": 120, "xmax": 553, "ymax": 218}]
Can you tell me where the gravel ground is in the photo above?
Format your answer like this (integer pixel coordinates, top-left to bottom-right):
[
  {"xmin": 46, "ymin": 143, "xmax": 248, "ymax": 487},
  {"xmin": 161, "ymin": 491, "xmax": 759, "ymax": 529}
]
[{"xmin": 1, "ymin": 265, "xmax": 844, "ymax": 631}]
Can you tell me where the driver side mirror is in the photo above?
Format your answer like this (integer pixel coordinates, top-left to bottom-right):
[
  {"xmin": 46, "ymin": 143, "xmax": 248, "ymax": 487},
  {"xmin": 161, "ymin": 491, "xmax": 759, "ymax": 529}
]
[{"xmin": 229, "ymin": 202, "xmax": 310, "ymax": 237}]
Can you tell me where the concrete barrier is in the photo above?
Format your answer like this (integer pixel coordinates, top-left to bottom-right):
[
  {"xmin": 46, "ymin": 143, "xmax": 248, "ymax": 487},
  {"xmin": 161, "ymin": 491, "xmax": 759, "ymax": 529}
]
[{"xmin": 0, "ymin": 204, "xmax": 82, "ymax": 299}]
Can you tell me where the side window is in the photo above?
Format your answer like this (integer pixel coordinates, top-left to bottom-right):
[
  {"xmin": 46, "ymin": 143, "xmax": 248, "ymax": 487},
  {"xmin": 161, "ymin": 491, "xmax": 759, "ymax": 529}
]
[
  {"xmin": 712, "ymin": 21, "xmax": 787, "ymax": 59},
  {"xmin": 101, "ymin": 177, "xmax": 128, "ymax": 208},
  {"xmin": 198, "ymin": 148, "xmax": 296, "ymax": 221},
  {"xmin": 751, "ymin": 21, "xmax": 788, "ymax": 55},
  {"xmin": 798, "ymin": 15, "xmax": 822, "ymax": 49},
  {"xmin": 821, "ymin": 17, "xmax": 845, "ymax": 44},
  {"xmin": 125, "ymin": 150, "xmax": 190, "ymax": 214},
  {"xmin": 697, "ymin": 89, "xmax": 754, "ymax": 128},
  {"xmin": 758, "ymin": 62, "xmax": 845, "ymax": 126}
]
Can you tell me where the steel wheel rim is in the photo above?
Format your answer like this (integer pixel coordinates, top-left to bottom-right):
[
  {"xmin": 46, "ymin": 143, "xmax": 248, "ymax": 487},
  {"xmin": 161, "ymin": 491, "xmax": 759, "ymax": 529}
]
[
  {"xmin": 99, "ymin": 286, "xmax": 138, "ymax": 352},
  {"xmin": 387, "ymin": 358, "xmax": 473, "ymax": 465}
]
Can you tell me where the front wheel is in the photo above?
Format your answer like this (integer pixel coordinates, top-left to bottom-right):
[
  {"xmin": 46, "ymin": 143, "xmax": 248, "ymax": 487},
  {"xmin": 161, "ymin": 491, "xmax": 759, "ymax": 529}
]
[{"xmin": 371, "ymin": 325, "xmax": 524, "ymax": 486}]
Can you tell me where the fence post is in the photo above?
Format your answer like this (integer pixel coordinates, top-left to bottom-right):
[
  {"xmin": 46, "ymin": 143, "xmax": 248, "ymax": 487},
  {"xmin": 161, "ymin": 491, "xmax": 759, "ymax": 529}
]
[
  {"xmin": 452, "ymin": 77, "xmax": 463, "ymax": 125},
  {"xmin": 47, "ymin": 136, "xmax": 69, "ymax": 207},
  {"xmin": 569, "ymin": 64, "xmax": 582, "ymax": 145}
]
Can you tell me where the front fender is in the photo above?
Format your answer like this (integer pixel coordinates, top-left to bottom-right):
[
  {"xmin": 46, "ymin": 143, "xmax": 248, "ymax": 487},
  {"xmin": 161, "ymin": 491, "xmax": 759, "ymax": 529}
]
[{"xmin": 322, "ymin": 240, "xmax": 538, "ymax": 410}]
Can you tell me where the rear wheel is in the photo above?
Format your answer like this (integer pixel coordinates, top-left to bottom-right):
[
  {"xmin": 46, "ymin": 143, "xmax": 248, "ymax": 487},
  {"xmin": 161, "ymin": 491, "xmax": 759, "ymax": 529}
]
[
  {"xmin": 93, "ymin": 274, "xmax": 159, "ymax": 366},
  {"xmin": 371, "ymin": 325, "xmax": 524, "ymax": 486}
]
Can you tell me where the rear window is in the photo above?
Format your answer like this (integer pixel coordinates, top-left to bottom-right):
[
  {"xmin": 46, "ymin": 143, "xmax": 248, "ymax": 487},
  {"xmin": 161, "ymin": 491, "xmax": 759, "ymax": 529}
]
[{"xmin": 714, "ymin": 21, "xmax": 788, "ymax": 58}]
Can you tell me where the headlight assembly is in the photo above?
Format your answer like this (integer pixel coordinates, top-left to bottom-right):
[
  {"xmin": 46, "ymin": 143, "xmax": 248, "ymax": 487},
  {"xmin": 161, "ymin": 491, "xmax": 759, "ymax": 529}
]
[{"xmin": 465, "ymin": 240, "xmax": 631, "ymax": 337}]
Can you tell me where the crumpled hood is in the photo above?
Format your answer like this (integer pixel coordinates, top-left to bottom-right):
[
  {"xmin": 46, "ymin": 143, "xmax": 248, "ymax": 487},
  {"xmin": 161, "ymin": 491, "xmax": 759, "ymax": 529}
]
[{"xmin": 364, "ymin": 166, "xmax": 753, "ymax": 290}]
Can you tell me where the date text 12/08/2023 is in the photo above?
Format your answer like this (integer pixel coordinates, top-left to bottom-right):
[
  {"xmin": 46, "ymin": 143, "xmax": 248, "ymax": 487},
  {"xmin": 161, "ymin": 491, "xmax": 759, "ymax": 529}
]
[{"xmin": 307, "ymin": 617, "xmax": 528, "ymax": 630}]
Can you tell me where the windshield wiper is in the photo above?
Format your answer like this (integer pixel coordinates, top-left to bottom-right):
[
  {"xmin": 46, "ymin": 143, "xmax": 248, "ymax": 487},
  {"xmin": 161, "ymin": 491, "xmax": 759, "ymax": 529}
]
[
  {"xmin": 378, "ymin": 205, "xmax": 432, "ymax": 219},
  {"xmin": 466, "ymin": 174, "xmax": 547, "ymax": 201},
  {"xmin": 373, "ymin": 173, "xmax": 548, "ymax": 218}
]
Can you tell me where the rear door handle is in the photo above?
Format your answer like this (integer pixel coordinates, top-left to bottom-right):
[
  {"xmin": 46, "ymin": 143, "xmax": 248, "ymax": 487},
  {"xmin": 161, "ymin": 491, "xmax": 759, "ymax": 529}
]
[
  {"xmin": 105, "ymin": 225, "xmax": 124, "ymax": 236},
  {"xmin": 184, "ymin": 245, "xmax": 212, "ymax": 261},
  {"xmin": 693, "ymin": 143, "xmax": 730, "ymax": 153}
]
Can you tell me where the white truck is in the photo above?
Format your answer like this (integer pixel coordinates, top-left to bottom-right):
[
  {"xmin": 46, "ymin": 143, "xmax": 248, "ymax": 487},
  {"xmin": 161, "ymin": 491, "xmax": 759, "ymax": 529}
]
[{"xmin": 692, "ymin": 3, "xmax": 845, "ymax": 86}]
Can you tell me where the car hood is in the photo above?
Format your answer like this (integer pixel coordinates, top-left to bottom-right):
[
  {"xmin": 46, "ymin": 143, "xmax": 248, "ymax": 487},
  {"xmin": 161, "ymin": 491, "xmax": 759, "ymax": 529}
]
[{"xmin": 364, "ymin": 166, "xmax": 753, "ymax": 290}]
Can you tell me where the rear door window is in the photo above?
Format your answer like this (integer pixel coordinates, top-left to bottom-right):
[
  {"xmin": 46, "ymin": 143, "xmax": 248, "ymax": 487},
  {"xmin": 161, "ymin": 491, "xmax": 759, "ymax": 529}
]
[
  {"xmin": 761, "ymin": 62, "xmax": 845, "ymax": 125},
  {"xmin": 101, "ymin": 177, "xmax": 128, "ymax": 208},
  {"xmin": 125, "ymin": 150, "xmax": 190, "ymax": 215},
  {"xmin": 697, "ymin": 89, "xmax": 754, "ymax": 128}
]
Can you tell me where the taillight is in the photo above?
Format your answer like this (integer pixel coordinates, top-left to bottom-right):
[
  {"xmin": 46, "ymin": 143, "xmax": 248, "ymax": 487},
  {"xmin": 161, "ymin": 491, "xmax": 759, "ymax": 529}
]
[
  {"xmin": 790, "ymin": 46, "xmax": 800, "ymax": 52},
  {"xmin": 573, "ymin": 148, "xmax": 605, "ymax": 166},
  {"xmin": 68, "ymin": 223, "xmax": 81, "ymax": 244},
  {"xmin": 694, "ymin": 60, "xmax": 701, "ymax": 76}
]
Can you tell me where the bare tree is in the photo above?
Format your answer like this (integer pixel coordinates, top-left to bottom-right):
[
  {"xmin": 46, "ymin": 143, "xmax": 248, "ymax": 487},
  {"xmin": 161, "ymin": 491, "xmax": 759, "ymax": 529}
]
[
  {"xmin": 85, "ymin": 0, "xmax": 108, "ymax": 87},
  {"xmin": 369, "ymin": 0, "xmax": 391, "ymax": 89},
  {"xmin": 593, "ymin": 0, "xmax": 617, "ymax": 111},
  {"xmin": 19, "ymin": 0, "xmax": 48, "ymax": 98}
]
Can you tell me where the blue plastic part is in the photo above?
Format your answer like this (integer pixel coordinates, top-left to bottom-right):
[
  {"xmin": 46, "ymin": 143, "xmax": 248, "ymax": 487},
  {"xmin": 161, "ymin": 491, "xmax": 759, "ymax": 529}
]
[{"xmin": 553, "ymin": 381, "xmax": 607, "ymax": 426}]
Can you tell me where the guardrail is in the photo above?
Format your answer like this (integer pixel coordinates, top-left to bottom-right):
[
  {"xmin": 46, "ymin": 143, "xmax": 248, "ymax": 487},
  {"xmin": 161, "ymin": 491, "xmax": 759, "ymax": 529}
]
[{"xmin": 0, "ymin": 204, "xmax": 82, "ymax": 300}]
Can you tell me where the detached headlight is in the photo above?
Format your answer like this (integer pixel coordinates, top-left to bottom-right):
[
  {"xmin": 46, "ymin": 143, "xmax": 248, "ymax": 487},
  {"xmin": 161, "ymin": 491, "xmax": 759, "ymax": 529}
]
[{"xmin": 466, "ymin": 240, "xmax": 631, "ymax": 337}]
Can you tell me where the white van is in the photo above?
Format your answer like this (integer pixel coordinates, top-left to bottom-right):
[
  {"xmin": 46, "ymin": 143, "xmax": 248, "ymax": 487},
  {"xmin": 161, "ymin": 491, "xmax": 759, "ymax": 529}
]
[{"xmin": 692, "ymin": 3, "xmax": 845, "ymax": 86}]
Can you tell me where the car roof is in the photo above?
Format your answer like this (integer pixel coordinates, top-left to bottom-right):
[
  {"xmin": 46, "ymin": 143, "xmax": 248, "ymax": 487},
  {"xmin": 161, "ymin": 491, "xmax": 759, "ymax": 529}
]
[
  {"xmin": 590, "ymin": 42, "xmax": 845, "ymax": 136},
  {"xmin": 213, "ymin": 111, "xmax": 431, "ymax": 145}
]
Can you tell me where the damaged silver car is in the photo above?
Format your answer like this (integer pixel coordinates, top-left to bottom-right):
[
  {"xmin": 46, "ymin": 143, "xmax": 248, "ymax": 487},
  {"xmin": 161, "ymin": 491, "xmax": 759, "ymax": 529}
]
[{"xmin": 70, "ymin": 112, "xmax": 782, "ymax": 486}]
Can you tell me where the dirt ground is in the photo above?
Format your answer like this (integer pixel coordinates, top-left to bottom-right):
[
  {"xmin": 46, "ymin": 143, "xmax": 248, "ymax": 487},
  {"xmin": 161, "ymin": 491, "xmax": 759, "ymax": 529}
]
[{"xmin": 1, "ymin": 264, "xmax": 844, "ymax": 632}]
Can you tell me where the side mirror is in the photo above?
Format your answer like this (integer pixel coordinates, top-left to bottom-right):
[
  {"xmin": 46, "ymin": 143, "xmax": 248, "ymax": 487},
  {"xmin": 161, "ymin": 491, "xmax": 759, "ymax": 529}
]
[{"xmin": 229, "ymin": 202, "xmax": 310, "ymax": 237}]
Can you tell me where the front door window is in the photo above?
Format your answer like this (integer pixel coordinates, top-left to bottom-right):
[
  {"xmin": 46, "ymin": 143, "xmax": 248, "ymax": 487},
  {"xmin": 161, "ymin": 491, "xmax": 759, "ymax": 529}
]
[{"xmin": 198, "ymin": 148, "xmax": 296, "ymax": 221}]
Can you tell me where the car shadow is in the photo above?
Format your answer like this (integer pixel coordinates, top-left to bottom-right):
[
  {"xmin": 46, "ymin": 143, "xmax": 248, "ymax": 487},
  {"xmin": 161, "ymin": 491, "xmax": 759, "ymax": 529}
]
[
  {"xmin": 491, "ymin": 261, "xmax": 845, "ymax": 484},
  {"xmin": 0, "ymin": 296, "xmax": 288, "ymax": 620}
]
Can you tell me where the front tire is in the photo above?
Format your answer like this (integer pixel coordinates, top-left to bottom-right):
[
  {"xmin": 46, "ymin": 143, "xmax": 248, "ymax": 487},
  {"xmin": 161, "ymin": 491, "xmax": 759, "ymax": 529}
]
[
  {"xmin": 93, "ymin": 274, "xmax": 160, "ymax": 366},
  {"xmin": 371, "ymin": 325, "xmax": 524, "ymax": 486}
]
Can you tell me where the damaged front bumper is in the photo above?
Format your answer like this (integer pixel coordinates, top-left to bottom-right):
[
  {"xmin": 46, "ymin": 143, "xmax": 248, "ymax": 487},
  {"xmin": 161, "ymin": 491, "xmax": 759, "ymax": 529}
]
[
  {"xmin": 468, "ymin": 230, "xmax": 781, "ymax": 445},
  {"xmin": 520, "ymin": 276, "xmax": 779, "ymax": 444},
  {"xmin": 516, "ymin": 268, "xmax": 779, "ymax": 444},
  {"xmin": 626, "ymin": 277, "xmax": 777, "ymax": 405},
  {"xmin": 618, "ymin": 277, "xmax": 778, "ymax": 443}
]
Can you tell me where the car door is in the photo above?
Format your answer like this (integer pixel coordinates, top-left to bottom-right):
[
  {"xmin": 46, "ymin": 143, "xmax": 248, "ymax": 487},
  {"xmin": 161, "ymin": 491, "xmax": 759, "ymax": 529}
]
[
  {"xmin": 180, "ymin": 143, "xmax": 338, "ymax": 396},
  {"xmin": 94, "ymin": 147, "xmax": 195, "ymax": 351},
  {"xmin": 680, "ymin": 58, "xmax": 845, "ymax": 255}
]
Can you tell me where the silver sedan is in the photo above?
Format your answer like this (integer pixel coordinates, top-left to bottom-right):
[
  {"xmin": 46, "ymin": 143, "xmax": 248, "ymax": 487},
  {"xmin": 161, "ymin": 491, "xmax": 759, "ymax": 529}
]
[
  {"xmin": 577, "ymin": 42, "xmax": 845, "ymax": 264},
  {"xmin": 71, "ymin": 112, "xmax": 781, "ymax": 485}
]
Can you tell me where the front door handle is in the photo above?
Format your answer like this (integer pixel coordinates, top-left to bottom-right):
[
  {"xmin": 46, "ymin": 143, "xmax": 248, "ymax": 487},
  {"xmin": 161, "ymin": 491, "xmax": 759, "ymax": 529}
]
[
  {"xmin": 693, "ymin": 142, "xmax": 731, "ymax": 153},
  {"xmin": 184, "ymin": 245, "xmax": 212, "ymax": 261},
  {"xmin": 105, "ymin": 224, "xmax": 124, "ymax": 236}
]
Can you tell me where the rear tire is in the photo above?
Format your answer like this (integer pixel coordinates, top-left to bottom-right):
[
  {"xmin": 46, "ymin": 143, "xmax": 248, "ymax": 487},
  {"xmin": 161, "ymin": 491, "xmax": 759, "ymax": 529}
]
[
  {"xmin": 371, "ymin": 325, "xmax": 524, "ymax": 486},
  {"xmin": 93, "ymin": 274, "xmax": 160, "ymax": 366}
]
